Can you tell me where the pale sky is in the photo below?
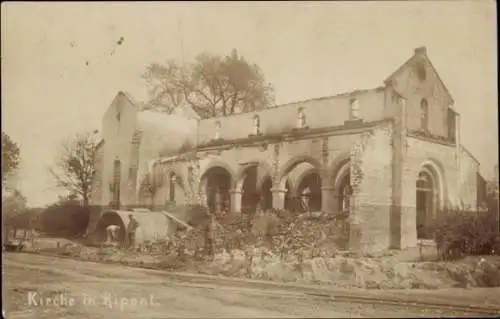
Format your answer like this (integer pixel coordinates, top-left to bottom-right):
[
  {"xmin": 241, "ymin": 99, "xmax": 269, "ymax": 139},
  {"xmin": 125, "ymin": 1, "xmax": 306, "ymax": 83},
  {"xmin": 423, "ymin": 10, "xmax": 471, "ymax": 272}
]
[{"xmin": 2, "ymin": 1, "xmax": 497, "ymax": 207}]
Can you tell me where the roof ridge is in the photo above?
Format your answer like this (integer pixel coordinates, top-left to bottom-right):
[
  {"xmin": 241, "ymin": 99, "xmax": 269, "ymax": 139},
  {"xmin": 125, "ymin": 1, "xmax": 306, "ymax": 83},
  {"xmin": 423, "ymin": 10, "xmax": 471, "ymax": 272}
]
[{"xmin": 384, "ymin": 47, "xmax": 454, "ymax": 104}]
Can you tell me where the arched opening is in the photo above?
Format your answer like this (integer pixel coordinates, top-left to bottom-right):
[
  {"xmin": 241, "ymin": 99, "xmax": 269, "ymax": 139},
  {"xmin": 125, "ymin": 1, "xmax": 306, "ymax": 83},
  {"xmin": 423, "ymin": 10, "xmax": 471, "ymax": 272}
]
[
  {"xmin": 168, "ymin": 172, "xmax": 177, "ymax": 203},
  {"xmin": 93, "ymin": 210, "xmax": 174, "ymax": 247},
  {"xmin": 416, "ymin": 167, "xmax": 439, "ymax": 239},
  {"xmin": 278, "ymin": 157, "xmax": 322, "ymax": 213},
  {"xmin": 349, "ymin": 98, "xmax": 360, "ymax": 121},
  {"xmin": 296, "ymin": 171, "xmax": 322, "ymax": 212},
  {"xmin": 260, "ymin": 176, "xmax": 273, "ymax": 210},
  {"xmin": 284, "ymin": 180, "xmax": 295, "ymax": 211},
  {"xmin": 329, "ymin": 160, "xmax": 351, "ymax": 247},
  {"xmin": 338, "ymin": 172, "xmax": 352, "ymax": 246},
  {"xmin": 237, "ymin": 163, "xmax": 273, "ymax": 213},
  {"xmin": 200, "ymin": 166, "xmax": 232, "ymax": 215},
  {"xmin": 252, "ymin": 115, "xmax": 261, "ymax": 135},
  {"xmin": 241, "ymin": 166, "xmax": 259, "ymax": 213},
  {"xmin": 338, "ymin": 173, "xmax": 352, "ymax": 214},
  {"xmin": 420, "ymin": 98, "xmax": 429, "ymax": 130},
  {"xmin": 112, "ymin": 159, "xmax": 121, "ymax": 209},
  {"xmin": 94, "ymin": 211, "xmax": 126, "ymax": 244},
  {"xmin": 330, "ymin": 159, "xmax": 351, "ymax": 213},
  {"xmin": 297, "ymin": 107, "xmax": 306, "ymax": 129},
  {"xmin": 214, "ymin": 121, "xmax": 222, "ymax": 140}
]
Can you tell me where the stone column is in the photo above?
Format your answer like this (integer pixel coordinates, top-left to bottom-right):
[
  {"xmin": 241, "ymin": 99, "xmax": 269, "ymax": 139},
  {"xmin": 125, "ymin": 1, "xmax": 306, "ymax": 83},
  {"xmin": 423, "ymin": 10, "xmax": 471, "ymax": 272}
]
[
  {"xmin": 214, "ymin": 189, "xmax": 222, "ymax": 214},
  {"xmin": 229, "ymin": 190, "xmax": 242, "ymax": 214},
  {"xmin": 198, "ymin": 180, "xmax": 208, "ymax": 207},
  {"xmin": 320, "ymin": 186, "xmax": 336, "ymax": 214},
  {"xmin": 271, "ymin": 188, "xmax": 287, "ymax": 210}
]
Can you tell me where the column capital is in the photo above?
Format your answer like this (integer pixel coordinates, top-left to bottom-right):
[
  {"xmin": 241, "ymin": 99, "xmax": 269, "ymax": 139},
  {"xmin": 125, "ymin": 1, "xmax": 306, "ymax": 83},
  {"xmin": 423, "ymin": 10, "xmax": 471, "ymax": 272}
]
[
  {"xmin": 270, "ymin": 188, "xmax": 287, "ymax": 193},
  {"xmin": 321, "ymin": 186, "xmax": 336, "ymax": 191}
]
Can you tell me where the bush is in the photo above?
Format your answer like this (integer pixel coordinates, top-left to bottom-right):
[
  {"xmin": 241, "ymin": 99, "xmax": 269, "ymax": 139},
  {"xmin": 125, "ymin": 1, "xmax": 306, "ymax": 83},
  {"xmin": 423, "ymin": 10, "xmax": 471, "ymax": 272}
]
[
  {"xmin": 434, "ymin": 208, "xmax": 500, "ymax": 260},
  {"xmin": 39, "ymin": 202, "xmax": 90, "ymax": 238}
]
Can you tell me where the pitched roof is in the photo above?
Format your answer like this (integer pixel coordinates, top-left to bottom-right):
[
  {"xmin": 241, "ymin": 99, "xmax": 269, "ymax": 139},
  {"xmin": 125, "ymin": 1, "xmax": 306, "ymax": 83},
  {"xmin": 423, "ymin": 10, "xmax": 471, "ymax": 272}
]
[
  {"xmin": 460, "ymin": 145, "xmax": 479, "ymax": 165},
  {"xmin": 136, "ymin": 109, "xmax": 197, "ymax": 157},
  {"xmin": 384, "ymin": 46, "xmax": 455, "ymax": 105},
  {"xmin": 118, "ymin": 91, "xmax": 142, "ymax": 108}
]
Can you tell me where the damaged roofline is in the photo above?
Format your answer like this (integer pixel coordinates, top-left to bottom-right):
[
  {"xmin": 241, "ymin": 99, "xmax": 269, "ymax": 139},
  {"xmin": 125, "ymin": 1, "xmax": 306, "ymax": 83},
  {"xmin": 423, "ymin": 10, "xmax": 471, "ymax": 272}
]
[{"xmin": 197, "ymin": 86, "xmax": 386, "ymax": 122}]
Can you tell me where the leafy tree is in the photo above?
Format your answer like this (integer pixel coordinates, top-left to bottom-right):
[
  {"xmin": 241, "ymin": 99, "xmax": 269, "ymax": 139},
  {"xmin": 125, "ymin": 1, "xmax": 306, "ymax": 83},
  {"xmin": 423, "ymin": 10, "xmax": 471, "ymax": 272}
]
[
  {"xmin": 142, "ymin": 49, "xmax": 275, "ymax": 117},
  {"xmin": 49, "ymin": 131, "xmax": 100, "ymax": 206},
  {"xmin": 2, "ymin": 131, "xmax": 20, "ymax": 186},
  {"xmin": 2, "ymin": 189, "xmax": 27, "ymax": 219},
  {"xmin": 2, "ymin": 189, "xmax": 29, "ymax": 240}
]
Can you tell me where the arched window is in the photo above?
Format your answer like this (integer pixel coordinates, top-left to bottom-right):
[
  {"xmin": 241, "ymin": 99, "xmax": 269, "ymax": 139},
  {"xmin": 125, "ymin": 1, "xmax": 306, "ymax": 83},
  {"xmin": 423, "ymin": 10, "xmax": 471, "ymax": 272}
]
[
  {"xmin": 169, "ymin": 172, "xmax": 177, "ymax": 202},
  {"xmin": 253, "ymin": 115, "xmax": 261, "ymax": 135},
  {"xmin": 420, "ymin": 99, "xmax": 429, "ymax": 130},
  {"xmin": 297, "ymin": 108, "xmax": 306, "ymax": 129},
  {"xmin": 340, "ymin": 175, "xmax": 352, "ymax": 212},
  {"xmin": 113, "ymin": 159, "xmax": 121, "ymax": 209},
  {"xmin": 416, "ymin": 169, "xmax": 437, "ymax": 239},
  {"xmin": 349, "ymin": 98, "xmax": 360, "ymax": 121},
  {"xmin": 214, "ymin": 121, "xmax": 221, "ymax": 140},
  {"xmin": 416, "ymin": 171, "xmax": 431, "ymax": 190}
]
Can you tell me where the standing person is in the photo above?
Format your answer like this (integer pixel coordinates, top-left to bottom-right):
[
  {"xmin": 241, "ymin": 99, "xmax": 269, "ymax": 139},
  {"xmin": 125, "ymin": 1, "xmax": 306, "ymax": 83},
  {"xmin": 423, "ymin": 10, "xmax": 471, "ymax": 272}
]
[
  {"xmin": 301, "ymin": 186, "xmax": 311, "ymax": 214},
  {"xmin": 126, "ymin": 214, "xmax": 139, "ymax": 250}
]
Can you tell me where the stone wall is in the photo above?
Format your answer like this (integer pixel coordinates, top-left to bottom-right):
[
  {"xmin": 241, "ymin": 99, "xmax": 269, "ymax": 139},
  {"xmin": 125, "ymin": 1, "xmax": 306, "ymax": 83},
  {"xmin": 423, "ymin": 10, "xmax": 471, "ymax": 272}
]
[
  {"xmin": 152, "ymin": 160, "xmax": 193, "ymax": 208},
  {"xmin": 458, "ymin": 147, "xmax": 480, "ymax": 209},
  {"xmin": 197, "ymin": 88, "xmax": 385, "ymax": 145},
  {"xmin": 97, "ymin": 92, "xmax": 197, "ymax": 209},
  {"xmin": 399, "ymin": 135, "xmax": 468, "ymax": 249},
  {"xmin": 100, "ymin": 92, "xmax": 140, "ymax": 208},
  {"xmin": 90, "ymin": 141, "xmax": 105, "ymax": 206},
  {"xmin": 350, "ymin": 122, "xmax": 394, "ymax": 253},
  {"xmin": 87, "ymin": 141, "xmax": 105, "ymax": 234},
  {"xmin": 389, "ymin": 49, "xmax": 453, "ymax": 139},
  {"xmin": 143, "ymin": 124, "xmax": 382, "ymax": 215}
]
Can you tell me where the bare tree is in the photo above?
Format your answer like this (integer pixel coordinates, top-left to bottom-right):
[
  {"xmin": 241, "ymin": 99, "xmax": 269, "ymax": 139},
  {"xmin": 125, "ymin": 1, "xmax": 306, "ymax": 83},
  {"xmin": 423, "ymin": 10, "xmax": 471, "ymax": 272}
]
[
  {"xmin": 142, "ymin": 60, "xmax": 188, "ymax": 112},
  {"xmin": 49, "ymin": 131, "xmax": 100, "ymax": 206},
  {"xmin": 142, "ymin": 49, "xmax": 275, "ymax": 117}
]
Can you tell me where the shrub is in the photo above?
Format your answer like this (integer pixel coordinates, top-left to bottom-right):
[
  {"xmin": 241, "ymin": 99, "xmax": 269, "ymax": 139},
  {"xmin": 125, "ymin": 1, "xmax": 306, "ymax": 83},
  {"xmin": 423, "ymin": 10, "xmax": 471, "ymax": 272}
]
[
  {"xmin": 39, "ymin": 203, "xmax": 90, "ymax": 238},
  {"xmin": 434, "ymin": 208, "xmax": 500, "ymax": 260}
]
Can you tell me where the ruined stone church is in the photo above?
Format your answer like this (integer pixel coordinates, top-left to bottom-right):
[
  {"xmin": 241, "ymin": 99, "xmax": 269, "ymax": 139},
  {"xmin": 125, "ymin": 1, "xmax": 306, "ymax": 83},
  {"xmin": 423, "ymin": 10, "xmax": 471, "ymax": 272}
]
[{"xmin": 89, "ymin": 47, "xmax": 481, "ymax": 253}]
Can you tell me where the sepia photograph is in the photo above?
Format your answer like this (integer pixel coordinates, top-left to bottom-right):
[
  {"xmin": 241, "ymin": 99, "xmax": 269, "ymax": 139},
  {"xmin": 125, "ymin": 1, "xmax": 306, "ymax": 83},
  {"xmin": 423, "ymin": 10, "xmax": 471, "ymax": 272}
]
[{"xmin": 2, "ymin": 1, "xmax": 499, "ymax": 318}]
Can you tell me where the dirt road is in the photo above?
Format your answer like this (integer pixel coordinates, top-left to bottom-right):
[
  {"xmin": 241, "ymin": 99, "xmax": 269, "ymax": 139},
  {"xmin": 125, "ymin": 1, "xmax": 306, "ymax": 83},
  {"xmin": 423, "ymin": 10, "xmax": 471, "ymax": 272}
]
[{"xmin": 3, "ymin": 253, "xmax": 499, "ymax": 318}]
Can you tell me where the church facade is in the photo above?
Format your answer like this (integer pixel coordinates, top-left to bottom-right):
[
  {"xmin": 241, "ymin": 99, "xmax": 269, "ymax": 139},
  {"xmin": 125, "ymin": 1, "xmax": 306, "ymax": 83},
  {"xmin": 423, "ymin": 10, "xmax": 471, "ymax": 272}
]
[{"xmin": 89, "ymin": 47, "xmax": 480, "ymax": 253}]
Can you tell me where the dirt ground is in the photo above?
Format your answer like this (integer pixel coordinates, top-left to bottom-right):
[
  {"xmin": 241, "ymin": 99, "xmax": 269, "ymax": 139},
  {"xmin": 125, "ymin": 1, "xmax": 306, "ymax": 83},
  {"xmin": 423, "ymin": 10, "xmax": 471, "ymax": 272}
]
[
  {"xmin": 3, "ymin": 253, "xmax": 500, "ymax": 318},
  {"xmin": 27, "ymin": 237, "xmax": 500, "ymax": 290}
]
